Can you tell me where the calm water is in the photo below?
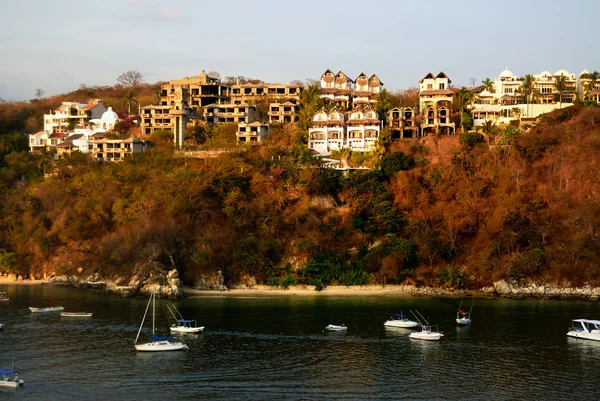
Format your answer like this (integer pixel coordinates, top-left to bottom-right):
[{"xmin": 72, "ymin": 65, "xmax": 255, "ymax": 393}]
[{"xmin": 0, "ymin": 285, "xmax": 599, "ymax": 400}]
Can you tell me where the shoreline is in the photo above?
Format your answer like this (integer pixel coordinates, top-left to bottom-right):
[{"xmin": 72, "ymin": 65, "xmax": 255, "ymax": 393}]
[{"xmin": 0, "ymin": 276, "xmax": 49, "ymax": 286}]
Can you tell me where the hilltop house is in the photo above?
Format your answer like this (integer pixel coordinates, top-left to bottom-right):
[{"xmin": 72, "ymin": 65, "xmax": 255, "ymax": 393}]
[
  {"xmin": 42, "ymin": 99, "xmax": 106, "ymax": 134},
  {"xmin": 419, "ymin": 72, "xmax": 455, "ymax": 136}
]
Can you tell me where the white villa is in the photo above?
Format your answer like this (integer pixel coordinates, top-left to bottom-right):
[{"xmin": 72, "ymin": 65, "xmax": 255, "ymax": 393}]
[
  {"xmin": 308, "ymin": 106, "xmax": 380, "ymax": 155},
  {"xmin": 471, "ymin": 68, "xmax": 580, "ymax": 127},
  {"xmin": 42, "ymin": 99, "xmax": 106, "ymax": 134}
]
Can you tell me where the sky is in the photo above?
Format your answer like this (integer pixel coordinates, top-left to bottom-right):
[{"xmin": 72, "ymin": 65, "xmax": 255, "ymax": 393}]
[{"xmin": 1, "ymin": 0, "xmax": 599, "ymax": 101}]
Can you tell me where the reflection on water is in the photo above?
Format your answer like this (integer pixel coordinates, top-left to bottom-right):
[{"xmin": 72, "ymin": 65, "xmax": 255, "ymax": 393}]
[{"xmin": 1, "ymin": 285, "xmax": 600, "ymax": 400}]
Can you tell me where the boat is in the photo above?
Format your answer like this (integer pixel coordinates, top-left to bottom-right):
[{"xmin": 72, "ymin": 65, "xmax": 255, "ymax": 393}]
[
  {"xmin": 29, "ymin": 306, "xmax": 64, "ymax": 313},
  {"xmin": 61, "ymin": 312, "xmax": 93, "ymax": 317},
  {"xmin": 166, "ymin": 305, "xmax": 204, "ymax": 333},
  {"xmin": 384, "ymin": 312, "xmax": 419, "ymax": 328},
  {"xmin": 0, "ymin": 317, "xmax": 3, "ymax": 330},
  {"xmin": 325, "ymin": 324, "xmax": 347, "ymax": 331},
  {"xmin": 455, "ymin": 301, "xmax": 473, "ymax": 326},
  {"xmin": 408, "ymin": 310, "xmax": 444, "ymax": 341},
  {"xmin": 567, "ymin": 319, "xmax": 600, "ymax": 342},
  {"xmin": 134, "ymin": 292, "xmax": 188, "ymax": 352},
  {"xmin": 0, "ymin": 292, "xmax": 9, "ymax": 302},
  {"xmin": 0, "ymin": 361, "xmax": 24, "ymax": 388}
]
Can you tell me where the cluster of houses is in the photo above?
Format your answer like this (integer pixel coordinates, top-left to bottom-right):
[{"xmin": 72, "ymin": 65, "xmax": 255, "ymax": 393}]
[
  {"xmin": 29, "ymin": 100, "xmax": 144, "ymax": 161},
  {"xmin": 30, "ymin": 67, "xmax": 600, "ymax": 159}
]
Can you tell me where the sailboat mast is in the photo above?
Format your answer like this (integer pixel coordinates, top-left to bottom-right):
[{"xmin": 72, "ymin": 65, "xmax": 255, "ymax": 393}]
[
  {"xmin": 135, "ymin": 293, "xmax": 152, "ymax": 344},
  {"xmin": 152, "ymin": 291, "xmax": 156, "ymax": 335}
]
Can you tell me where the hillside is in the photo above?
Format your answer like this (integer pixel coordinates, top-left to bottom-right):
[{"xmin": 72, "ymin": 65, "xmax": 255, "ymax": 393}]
[{"xmin": 1, "ymin": 101, "xmax": 600, "ymax": 292}]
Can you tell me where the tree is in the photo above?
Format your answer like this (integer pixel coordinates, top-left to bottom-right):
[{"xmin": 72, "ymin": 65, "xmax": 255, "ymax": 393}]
[
  {"xmin": 298, "ymin": 81, "xmax": 323, "ymax": 131},
  {"xmin": 34, "ymin": 88, "xmax": 45, "ymax": 100},
  {"xmin": 481, "ymin": 78, "xmax": 494, "ymax": 92},
  {"xmin": 469, "ymin": 77, "xmax": 477, "ymax": 89},
  {"xmin": 375, "ymin": 89, "xmax": 395, "ymax": 126},
  {"xmin": 117, "ymin": 70, "xmax": 143, "ymax": 87},
  {"xmin": 153, "ymin": 90, "xmax": 162, "ymax": 105},
  {"xmin": 519, "ymin": 74, "xmax": 536, "ymax": 118},
  {"xmin": 123, "ymin": 92, "xmax": 139, "ymax": 115},
  {"xmin": 207, "ymin": 71, "xmax": 221, "ymax": 80},
  {"xmin": 290, "ymin": 80, "xmax": 304, "ymax": 87},
  {"xmin": 481, "ymin": 120, "xmax": 498, "ymax": 143},
  {"xmin": 554, "ymin": 76, "xmax": 567, "ymax": 109},
  {"xmin": 456, "ymin": 87, "xmax": 473, "ymax": 131}
]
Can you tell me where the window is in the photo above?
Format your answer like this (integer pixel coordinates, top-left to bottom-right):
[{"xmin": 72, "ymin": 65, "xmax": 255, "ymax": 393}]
[
  {"xmin": 439, "ymin": 83, "xmax": 445, "ymax": 90},
  {"xmin": 427, "ymin": 84, "xmax": 433, "ymax": 89}
]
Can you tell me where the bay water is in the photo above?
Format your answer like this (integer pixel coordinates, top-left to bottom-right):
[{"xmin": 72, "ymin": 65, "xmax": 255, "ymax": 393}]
[{"xmin": 0, "ymin": 285, "xmax": 599, "ymax": 400}]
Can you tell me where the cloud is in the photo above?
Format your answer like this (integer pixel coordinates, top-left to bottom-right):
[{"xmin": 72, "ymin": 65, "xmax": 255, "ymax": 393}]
[{"xmin": 127, "ymin": 0, "xmax": 186, "ymax": 22}]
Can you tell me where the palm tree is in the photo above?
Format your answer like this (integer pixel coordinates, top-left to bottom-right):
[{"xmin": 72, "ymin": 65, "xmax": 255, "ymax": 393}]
[
  {"xmin": 123, "ymin": 92, "xmax": 139, "ymax": 115},
  {"xmin": 554, "ymin": 76, "xmax": 567, "ymax": 109},
  {"xmin": 519, "ymin": 74, "xmax": 536, "ymax": 118},
  {"xmin": 153, "ymin": 90, "xmax": 162, "ymax": 105},
  {"xmin": 482, "ymin": 120, "xmax": 498, "ymax": 143},
  {"xmin": 481, "ymin": 78, "xmax": 494, "ymax": 93},
  {"xmin": 512, "ymin": 107, "xmax": 522, "ymax": 126}
]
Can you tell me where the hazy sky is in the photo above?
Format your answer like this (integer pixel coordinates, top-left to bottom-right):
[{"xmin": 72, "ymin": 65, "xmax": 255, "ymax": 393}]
[{"xmin": 1, "ymin": 0, "xmax": 599, "ymax": 101}]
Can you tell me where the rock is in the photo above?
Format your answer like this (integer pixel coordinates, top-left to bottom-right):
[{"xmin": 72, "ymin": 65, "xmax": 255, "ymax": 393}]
[
  {"xmin": 493, "ymin": 280, "xmax": 512, "ymax": 295},
  {"xmin": 590, "ymin": 295, "xmax": 599, "ymax": 302},
  {"xmin": 536, "ymin": 285, "xmax": 546, "ymax": 296}
]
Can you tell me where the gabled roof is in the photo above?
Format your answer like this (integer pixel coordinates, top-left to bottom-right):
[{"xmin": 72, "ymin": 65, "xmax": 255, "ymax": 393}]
[
  {"xmin": 369, "ymin": 74, "xmax": 383, "ymax": 85},
  {"xmin": 355, "ymin": 72, "xmax": 368, "ymax": 80},
  {"xmin": 419, "ymin": 72, "xmax": 435, "ymax": 83},
  {"xmin": 335, "ymin": 71, "xmax": 354, "ymax": 83},
  {"xmin": 436, "ymin": 71, "xmax": 451, "ymax": 82},
  {"xmin": 81, "ymin": 104, "xmax": 100, "ymax": 111},
  {"xmin": 49, "ymin": 132, "xmax": 66, "ymax": 139},
  {"xmin": 322, "ymin": 69, "xmax": 334, "ymax": 76}
]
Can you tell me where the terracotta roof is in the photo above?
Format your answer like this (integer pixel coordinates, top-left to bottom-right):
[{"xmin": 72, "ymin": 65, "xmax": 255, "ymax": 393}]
[
  {"xmin": 49, "ymin": 132, "xmax": 66, "ymax": 139},
  {"xmin": 353, "ymin": 91, "xmax": 372, "ymax": 97},
  {"xmin": 69, "ymin": 134, "xmax": 84, "ymax": 140},
  {"xmin": 320, "ymin": 87, "xmax": 337, "ymax": 94},
  {"xmin": 81, "ymin": 104, "xmax": 99, "ymax": 111},
  {"xmin": 587, "ymin": 89, "xmax": 600, "ymax": 96}
]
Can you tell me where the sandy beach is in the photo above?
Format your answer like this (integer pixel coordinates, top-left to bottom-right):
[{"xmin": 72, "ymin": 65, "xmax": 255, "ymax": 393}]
[
  {"xmin": 0, "ymin": 276, "xmax": 49, "ymax": 286},
  {"xmin": 183, "ymin": 284, "xmax": 487, "ymax": 298}
]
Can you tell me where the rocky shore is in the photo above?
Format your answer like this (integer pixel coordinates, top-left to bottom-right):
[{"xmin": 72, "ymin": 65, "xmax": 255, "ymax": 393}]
[{"xmin": 2, "ymin": 273, "xmax": 600, "ymax": 301}]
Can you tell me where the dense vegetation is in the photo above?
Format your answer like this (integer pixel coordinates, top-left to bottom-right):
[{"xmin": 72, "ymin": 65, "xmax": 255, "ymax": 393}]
[{"xmin": 1, "ymin": 84, "xmax": 600, "ymax": 290}]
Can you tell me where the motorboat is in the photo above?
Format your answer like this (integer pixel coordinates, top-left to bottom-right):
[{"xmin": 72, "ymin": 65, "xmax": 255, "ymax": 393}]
[
  {"xmin": 408, "ymin": 309, "xmax": 444, "ymax": 341},
  {"xmin": 325, "ymin": 324, "xmax": 347, "ymax": 332},
  {"xmin": 61, "ymin": 312, "xmax": 93, "ymax": 317},
  {"xmin": 135, "ymin": 292, "xmax": 188, "ymax": 352},
  {"xmin": 0, "ymin": 292, "xmax": 9, "ymax": 302},
  {"xmin": 409, "ymin": 324, "xmax": 444, "ymax": 341},
  {"xmin": 29, "ymin": 306, "xmax": 64, "ymax": 313},
  {"xmin": 0, "ymin": 361, "xmax": 24, "ymax": 388},
  {"xmin": 384, "ymin": 312, "xmax": 419, "ymax": 328},
  {"xmin": 567, "ymin": 319, "xmax": 600, "ymax": 342},
  {"xmin": 167, "ymin": 305, "xmax": 204, "ymax": 333},
  {"xmin": 456, "ymin": 301, "xmax": 473, "ymax": 326}
]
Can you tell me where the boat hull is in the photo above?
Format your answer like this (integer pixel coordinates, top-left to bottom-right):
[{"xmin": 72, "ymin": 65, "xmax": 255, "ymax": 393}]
[
  {"xmin": 325, "ymin": 325, "xmax": 347, "ymax": 331},
  {"xmin": 384, "ymin": 320, "xmax": 419, "ymax": 328},
  {"xmin": 29, "ymin": 307, "xmax": 64, "ymax": 313},
  {"xmin": 170, "ymin": 326, "xmax": 204, "ymax": 333},
  {"xmin": 135, "ymin": 341, "xmax": 189, "ymax": 352},
  {"xmin": 409, "ymin": 332, "xmax": 444, "ymax": 341},
  {"xmin": 0, "ymin": 380, "xmax": 23, "ymax": 388},
  {"xmin": 567, "ymin": 331, "xmax": 600, "ymax": 341},
  {"xmin": 456, "ymin": 318, "xmax": 471, "ymax": 326},
  {"xmin": 61, "ymin": 312, "xmax": 93, "ymax": 317}
]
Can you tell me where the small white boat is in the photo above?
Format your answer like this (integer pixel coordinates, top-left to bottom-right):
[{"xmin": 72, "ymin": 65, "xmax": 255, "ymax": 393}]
[
  {"xmin": 135, "ymin": 292, "xmax": 188, "ymax": 352},
  {"xmin": 61, "ymin": 312, "xmax": 93, "ymax": 317},
  {"xmin": 325, "ymin": 324, "xmax": 347, "ymax": 331},
  {"xmin": 409, "ymin": 324, "xmax": 444, "ymax": 341},
  {"xmin": 0, "ymin": 361, "xmax": 24, "ymax": 388},
  {"xmin": 167, "ymin": 305, "xmax": 204, "ymax": 333},
  {"xmin": 384, "ymin": 312, "xmax": 419, "ymax": 328},
  {"xmin": 29, "ymin": 306, "xmax": 64, "ymax": 313},
  {"xmin": 455, "ymin": 301, "xmax": 473, "ymax": 326},
  {"xmin": 408, "ymin": 310, "xmax": 444, "ymax": 341},
  {"xmin": 567, "ymin": 319, "xmax": 600, "ymax": 342},
  {"xmin": 0, "ymin": 292, "xmax": 9, "ymax": 302}
]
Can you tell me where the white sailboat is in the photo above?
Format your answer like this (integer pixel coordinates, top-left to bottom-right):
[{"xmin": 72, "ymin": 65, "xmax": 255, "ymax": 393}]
[
  {"xmin": 134, "ymin": 292, "xmax": 188, "ymax": 352},
  {"xmin": 456, "ymin": 301, "xmax": 473, "ymax": 326}
]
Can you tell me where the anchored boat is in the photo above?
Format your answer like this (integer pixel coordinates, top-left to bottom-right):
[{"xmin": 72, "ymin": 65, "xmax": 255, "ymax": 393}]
[
  {"xmin": 167, "ymin": 305, "xmax": 204, "ymax": 334},
  {"xmin": 408, "ymin": 310, "xmax": 444, "ymax": 341},
  {"xmin": 384, "ymin": 312, "xmax": 419, "ymax": 328},
  {"xmin": 567, "ymin": 319, "xmax": 600, "ymax": 342},
  {"xmin": 134, "ymin": 292, "xmax": 188, "ymax": 352},
  {"xmin": 455, "ymin": 301, "xmax": 473, "ymax": 326},
  {"xmin": 325, "ymin": 324, "xmax": 347, "ymax": 332},
  {"xmin": 29, "ymin": 306, "xmax": 64, "ymax": 313}
]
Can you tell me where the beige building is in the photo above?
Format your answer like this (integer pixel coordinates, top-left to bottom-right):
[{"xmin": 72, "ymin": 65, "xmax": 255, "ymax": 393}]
[
  {"xmin": 268, "ymin": 101, "xmax": 299, "ymax": 123},
  {"xmin": 419, "ymin": 72, "xmax": 455, "ymax": 135},
  {"xmin": 203, "ymin": 103, "xmax": 256, "ymax": 124},
  {"xmin": 159, "ymin": 70, "xmax": 229, "ymax": 110},
  {"xmin": 236, "ymin": 122, "xmax": 270, "ymax": 143},
  {"xmin": 319, "ymin": 70, "xmax": 354, "ymax": 109},
  {"xmin": 140, "ymin": 87, "xmax": 191, "ymax": 149},
  {"xmin": 230, "ymin": 83, "xmax": 302, "ymax": 104},
  {"xmin": 352, "ymin": 72, "xmax": 384, "ymax": 106},
  {"xmin": 388, "ymin": 107, "xmax": 418, "ymax": 139}
]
